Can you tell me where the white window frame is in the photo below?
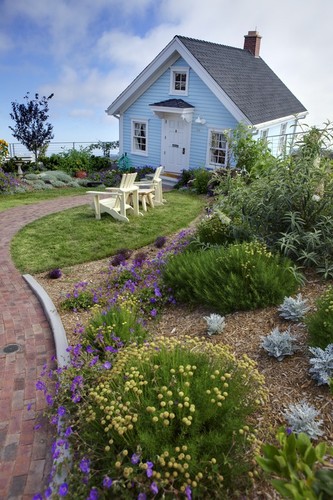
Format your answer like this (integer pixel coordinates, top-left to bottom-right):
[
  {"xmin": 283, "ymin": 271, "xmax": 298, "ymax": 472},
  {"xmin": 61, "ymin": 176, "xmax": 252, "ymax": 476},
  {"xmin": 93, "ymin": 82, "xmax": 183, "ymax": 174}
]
[
  {"xmin": 278, "ymin": 123, "xmax": 288, "ymax": 154},
  {"xmin": 207, "ymin": 129, "xmax": 228, "ymax": 168},
  {"xmin": 170, "ymin": 67, "xmax": 189, "ymax": 96},
  {"xmin": 131, "ymin": 119, "xmax": 148, "ymax": 156},
  {"xmin": 260, "ymin": 128, "xmax": 269, "ymax": 140}
]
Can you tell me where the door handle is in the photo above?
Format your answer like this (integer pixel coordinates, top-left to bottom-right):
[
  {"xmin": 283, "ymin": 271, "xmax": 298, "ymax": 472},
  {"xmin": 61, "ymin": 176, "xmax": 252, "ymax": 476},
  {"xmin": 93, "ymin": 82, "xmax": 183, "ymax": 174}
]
[{"xmin": 182, "ymin": 148, "xmax": 185, "ymax": 154}]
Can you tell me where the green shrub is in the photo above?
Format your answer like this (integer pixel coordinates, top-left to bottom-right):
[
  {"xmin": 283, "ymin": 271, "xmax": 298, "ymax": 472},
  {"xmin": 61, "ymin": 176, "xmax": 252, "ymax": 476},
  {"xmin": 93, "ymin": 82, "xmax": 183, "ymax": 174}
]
[
  {"xmin": 306, "ymin": 286, "xmax": 333, "ymax": 349},
  {"xmin": 217, "ymin": 126, "xmax": 333, "ymax": 277},
  {"xmin": 256, "ymin": 427, "xmax": 333, "ymax": 500},
  {"xmin": 192, "ymin": 168, "xmax": 212, "ymax": 194},
  {"xmin": 83, "ymin": 304, "xmax": 148, "ymax": 355},
  {"xmin": 196, "ymin": 210, "xmax": 243, "ymax": 246},
  {"xmin": 174, "ymin": 168, "xmax": 195, "ymax": 189},
  {"xmin": 55, "ymin": 147, "xmax": 92, "ymax": 176},
  {"xmin": 162, "ymin": 241, "xmax": 301, "ymax": 314},
  {"xmin": 45, "ymin": 336, "xmax": 267, "ymax": 498},
  {"xmin": 61, "ymin": 290, "xmax": 96, "ymax": 311}
]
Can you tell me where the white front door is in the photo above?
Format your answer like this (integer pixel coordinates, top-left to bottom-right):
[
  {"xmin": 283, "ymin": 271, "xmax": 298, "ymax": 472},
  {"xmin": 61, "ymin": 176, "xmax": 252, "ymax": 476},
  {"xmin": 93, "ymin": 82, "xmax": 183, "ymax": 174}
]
[{"xmin": 162, "ymin": 117, "xmax": 191, "ymax": 172}]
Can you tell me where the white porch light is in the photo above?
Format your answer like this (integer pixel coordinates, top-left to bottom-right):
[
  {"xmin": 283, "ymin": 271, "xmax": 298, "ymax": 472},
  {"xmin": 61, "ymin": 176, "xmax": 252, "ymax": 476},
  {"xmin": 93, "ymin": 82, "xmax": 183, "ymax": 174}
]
[{"xmin": 195, "ymin": 116, "xmax": 206, "ymax": 124}]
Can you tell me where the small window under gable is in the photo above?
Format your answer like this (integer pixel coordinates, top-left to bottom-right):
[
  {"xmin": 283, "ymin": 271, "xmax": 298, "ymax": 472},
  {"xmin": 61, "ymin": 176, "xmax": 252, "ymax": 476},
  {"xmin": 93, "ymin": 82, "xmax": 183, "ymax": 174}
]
[
  {"xmin": 207, "ymin": 129, "xmax": 228, "ymax": 167},
  {"xmin": 170, "ymin": 67, "xmax": 189, "ymax": 96},
  {"xmin": 131, "ymin": 120, "xmax": 148, "ymax": 156}
]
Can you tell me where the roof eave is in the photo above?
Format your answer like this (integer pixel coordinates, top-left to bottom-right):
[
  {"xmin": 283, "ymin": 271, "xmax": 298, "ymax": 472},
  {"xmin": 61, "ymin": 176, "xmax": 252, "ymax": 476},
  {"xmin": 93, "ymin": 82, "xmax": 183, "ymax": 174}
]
[{"xmin": 253, "ymin": 112, "xmax": 309, "ymax": 129}]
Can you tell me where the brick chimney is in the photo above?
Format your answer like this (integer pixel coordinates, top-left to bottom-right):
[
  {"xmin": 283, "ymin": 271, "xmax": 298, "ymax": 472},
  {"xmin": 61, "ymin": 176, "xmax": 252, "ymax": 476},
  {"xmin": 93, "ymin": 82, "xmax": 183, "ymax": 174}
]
[{"xmin": 243, "ymin": 30, "xmax": 262, "ymax": 57}]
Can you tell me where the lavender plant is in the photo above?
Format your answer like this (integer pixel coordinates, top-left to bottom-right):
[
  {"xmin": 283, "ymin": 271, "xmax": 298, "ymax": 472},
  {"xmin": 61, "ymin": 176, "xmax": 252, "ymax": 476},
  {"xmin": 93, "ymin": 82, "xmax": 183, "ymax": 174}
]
[
  {"xmin": 47, "ymin": 268, "xmax": 62, "ymax": 279},
  {"xmin": 309, "ymin": 344, "xmax": 333, "ymax": 385},
  {"xmin": 283, "ymin": 401, "xmax": 324, "ymax": 439},
  {"xmin": 35, "ymin": 336, "xmax": 268, "ymax": 499},
  {"xmin": 278, "ymin": 293, "xmax": 310, "ymax": 322},
  {"xmin": 260, "ymin": 327, "xmax": 299, "ymax": 361},
  {"xmin": 203, "ymin": 313, "xmax": 226, "ymax": 335}
]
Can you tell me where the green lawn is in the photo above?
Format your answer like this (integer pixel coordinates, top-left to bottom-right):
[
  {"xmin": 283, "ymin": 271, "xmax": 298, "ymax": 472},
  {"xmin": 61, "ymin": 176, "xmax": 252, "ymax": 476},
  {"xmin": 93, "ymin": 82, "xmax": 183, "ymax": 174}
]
[
  {"xmin": 10, "ymin": 190, "xmax": 205, "ymax": 273},
  {"xmin": 0, "ymin": 187, "xmax": 88, "ymax": 212}
]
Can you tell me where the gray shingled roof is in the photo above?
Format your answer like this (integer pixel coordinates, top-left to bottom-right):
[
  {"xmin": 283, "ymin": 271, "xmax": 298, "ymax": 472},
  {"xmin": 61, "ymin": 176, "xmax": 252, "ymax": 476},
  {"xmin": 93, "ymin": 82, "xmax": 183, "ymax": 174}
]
[
  {"xmin": 150, "ymin": 98, "xmax": 194, "ymax": 108},
  {"xmin": 177, "ymin": 36, "xmax": 307, "ymax": 125}
]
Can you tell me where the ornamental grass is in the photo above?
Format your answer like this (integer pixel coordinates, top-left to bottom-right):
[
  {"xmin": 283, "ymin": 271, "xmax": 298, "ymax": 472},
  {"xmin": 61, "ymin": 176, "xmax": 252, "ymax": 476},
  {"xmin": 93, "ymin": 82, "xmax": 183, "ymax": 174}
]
[{"xmin": 37, "ymin": 336, "xmax": 267, "ymax": 499}]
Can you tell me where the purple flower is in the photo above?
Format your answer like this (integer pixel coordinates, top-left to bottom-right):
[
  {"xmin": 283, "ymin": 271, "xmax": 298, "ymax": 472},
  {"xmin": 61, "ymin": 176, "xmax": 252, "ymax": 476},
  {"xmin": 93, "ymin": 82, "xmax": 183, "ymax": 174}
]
[
  {"xmin": 185, "ymin": 486, "xmax": 192, "ymax": 500},
  {"xmin": 146, "ymin": 461, "xmax": 154, "ymax": 478},
  {"xmin": 131, "ymin": 452, "xmax": 141, "ymax": 465},
  {"xmin": 59, "ymin": 483, "xmax": 68, "ymax": 496},
  {"xmin": 137, "ymin": 494, "xmax": 147, "ymax": 500},
  {"xmin": 72, "ymin": 393, "xmax": 81, "ymax": 403},
  {"xmin": 150, "ymin": 308, "xmax": 157, "ymax": 317},
  {"xmin": 32, "ymin": 494, "xmax": 43, "ymax": 500},
  {"xmin": 103, "ymin": 475, "xmax": 113, "ymax": 488},
  {"xmin": 27, "ymin": 403, "xmax": 32, "ymax": 411},
  {"xmin": 36, "ymin": 380, "xmax": 46, "ymax": 392},
  {"xmin": 87, "ymin": 487, "xmax": 98, "ymax": 500},
  {"xmin": 150, "ymin": 482, "xmax": 158, "ymax": 495},
  {"xmin": 79, "ymin": 457, "xmax": 90, "ymax": 474},
  {"xmin": 89, "ymin": 356, "xmax": 99, "ymax": 366},
  {"xmin": 46, "ymin": 394, "xmax": 54, "ymax": 406},
  {"xmin": 45, "ymin": 487, "xmax": 52, "ymax": 498},
  {"xmin": 103, "ymin": 361, "xmax": 112, "ymax": 370},
  {"xmin": 286, "ymin": 427, "xmax": 293, "ymax": 436},
  {"xmin": 34, "ymin": 424, "xmax": 42, "ymax": 430},
  {"xmin": 64, "ymin": 426, "xmax": 73, "ymax": 437},
  {"xmin": 58, "ymin": 406, "xmax": 66, "ymax": 416}
]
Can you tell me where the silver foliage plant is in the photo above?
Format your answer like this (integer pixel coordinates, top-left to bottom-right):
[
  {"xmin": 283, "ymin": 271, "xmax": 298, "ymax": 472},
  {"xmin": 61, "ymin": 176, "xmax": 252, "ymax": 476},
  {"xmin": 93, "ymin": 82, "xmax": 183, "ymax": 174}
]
[
  {"xmin": 278, "ymin": 293, "xmax": 310, "ymax": 322},
  {"xmin": 283, "ymin": 400, "xmax": 324, "ymax": 439},
  {"xmin": 260, "ymin": 327, "xmax": 299, "ymax": 361},
  {"xmin": 309, "ymin": 344, "xmax": 333, "ymax": 385},
  {"xmin": 203, "ymin": 313, "xmax": 226, "ymax": 335}
]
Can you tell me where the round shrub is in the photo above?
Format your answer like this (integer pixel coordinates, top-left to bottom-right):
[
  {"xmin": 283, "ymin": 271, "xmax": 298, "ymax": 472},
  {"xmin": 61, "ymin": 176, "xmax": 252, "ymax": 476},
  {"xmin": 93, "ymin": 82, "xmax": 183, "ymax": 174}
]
[
  {"xmin": 162, "ymin": 241, "xmax": 302, "ymax": 314},
  {"xmin": 196, "ymin": 212, "xmax": 234, "ymax": 245},
  {"xmin": 43, "ymin": 336, "xmax": 267, "ymax": 498}
]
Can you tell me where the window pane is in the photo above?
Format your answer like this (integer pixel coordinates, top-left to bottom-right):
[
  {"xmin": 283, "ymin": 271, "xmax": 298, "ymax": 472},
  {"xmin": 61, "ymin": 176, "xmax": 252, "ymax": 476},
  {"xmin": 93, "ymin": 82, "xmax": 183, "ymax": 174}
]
[
  {"xmin": 209, "ymin": 131, "xmax": 227, "ymax": 166},
  {"xmin": 174, "ymin": 72, "xmax": 187, "ymax": 91},
  {"xmin": 133, "ymin": 122, "xmax": 146, "ymax": 152}
]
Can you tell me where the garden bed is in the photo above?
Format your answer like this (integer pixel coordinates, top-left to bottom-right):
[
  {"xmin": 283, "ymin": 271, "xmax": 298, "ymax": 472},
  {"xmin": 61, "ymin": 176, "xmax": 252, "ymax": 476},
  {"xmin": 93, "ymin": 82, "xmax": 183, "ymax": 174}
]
[{"xmin": 34, "ymin": 233, "xmax": 333, "ymax": 498}]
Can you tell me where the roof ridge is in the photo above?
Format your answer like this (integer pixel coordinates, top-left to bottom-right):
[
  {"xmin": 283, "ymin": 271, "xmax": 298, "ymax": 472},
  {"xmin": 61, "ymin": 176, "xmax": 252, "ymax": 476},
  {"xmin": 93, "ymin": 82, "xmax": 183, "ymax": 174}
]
[{"xmin": 175, "ymin": 35, "xmax": 245, "ymax": 53}]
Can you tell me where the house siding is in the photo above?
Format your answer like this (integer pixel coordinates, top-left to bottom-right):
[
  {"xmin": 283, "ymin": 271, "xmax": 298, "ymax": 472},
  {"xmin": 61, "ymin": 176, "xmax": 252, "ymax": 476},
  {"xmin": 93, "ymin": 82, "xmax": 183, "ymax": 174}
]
[{"xmin": 121, "ymin": 56, "xmax": 238, "ymax": 170}]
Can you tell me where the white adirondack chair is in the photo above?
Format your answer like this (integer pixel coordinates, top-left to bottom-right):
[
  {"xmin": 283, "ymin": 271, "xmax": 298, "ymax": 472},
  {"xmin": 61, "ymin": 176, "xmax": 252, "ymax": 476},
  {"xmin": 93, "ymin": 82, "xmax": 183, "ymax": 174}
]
[
  {"xmin": 87, "ymin": 173, "xmax": 142, "ymax": 222},
  {"xmin": 134, "ymin": 166, "xmax": 166, "ymax": 207}
]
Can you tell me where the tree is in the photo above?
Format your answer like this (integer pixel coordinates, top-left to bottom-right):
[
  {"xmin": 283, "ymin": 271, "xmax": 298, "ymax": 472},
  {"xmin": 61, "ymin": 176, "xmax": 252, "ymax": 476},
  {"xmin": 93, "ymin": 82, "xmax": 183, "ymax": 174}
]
[{"xmin": 9, "ymin": 92, "xmax": 54, "ymax": 162}]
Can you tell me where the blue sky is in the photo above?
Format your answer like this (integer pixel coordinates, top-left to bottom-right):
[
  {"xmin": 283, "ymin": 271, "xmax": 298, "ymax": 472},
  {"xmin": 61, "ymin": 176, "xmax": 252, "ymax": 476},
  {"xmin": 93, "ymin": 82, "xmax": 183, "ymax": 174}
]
[{"xmin": 1, "ymin": 0, "xmax": 332, "ymax": 146}]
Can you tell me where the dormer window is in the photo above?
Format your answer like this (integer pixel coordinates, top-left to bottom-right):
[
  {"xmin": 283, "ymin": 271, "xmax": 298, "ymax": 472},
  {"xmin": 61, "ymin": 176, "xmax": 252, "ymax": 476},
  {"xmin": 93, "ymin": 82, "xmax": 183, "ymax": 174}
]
[{"xmin": 170, "ymin": 67, "xmax": 189, "ymax": 95}]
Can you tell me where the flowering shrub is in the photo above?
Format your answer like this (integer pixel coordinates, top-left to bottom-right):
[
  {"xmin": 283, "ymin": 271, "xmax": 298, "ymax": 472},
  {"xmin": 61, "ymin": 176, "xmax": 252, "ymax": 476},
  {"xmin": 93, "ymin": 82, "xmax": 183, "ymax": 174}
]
[
  {"xmin": 0, "ymin": 167, "xmax": 20, "ymax": 193},
  {"xmin": 61, "ymin": 282, "xmax": 100, "ymax": 311},
  {"xmin": 83, "ymin": 303, "xmax": 148, "ymax": 356},
  {"xmin": 36, "ymin": 336, "xmax": 267, "ymax": 499},
  {"xmin": 0, "ymin": 139, "xmax": 9, "ymax": 163},
  {"xmin": 162, "ymin": 241, "xmax": 302, "ymax": 315}
]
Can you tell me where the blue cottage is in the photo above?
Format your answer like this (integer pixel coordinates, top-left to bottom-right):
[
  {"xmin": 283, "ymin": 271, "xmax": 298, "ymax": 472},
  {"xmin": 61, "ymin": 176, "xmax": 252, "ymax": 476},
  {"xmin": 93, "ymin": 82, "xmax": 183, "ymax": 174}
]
[{"xmin": 106, "ymin": 31, "xmax": 307, "ymax": 174}]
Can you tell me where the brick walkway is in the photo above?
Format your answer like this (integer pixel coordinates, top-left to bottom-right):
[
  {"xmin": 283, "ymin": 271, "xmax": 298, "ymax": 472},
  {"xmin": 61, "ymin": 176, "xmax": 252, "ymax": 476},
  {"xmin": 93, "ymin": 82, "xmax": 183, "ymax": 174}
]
[{"xmin": 0, "ymin": 195, "xmax": 89, "ymax": 499}]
